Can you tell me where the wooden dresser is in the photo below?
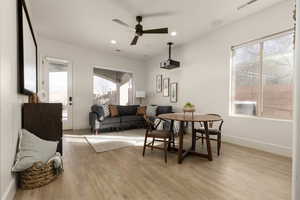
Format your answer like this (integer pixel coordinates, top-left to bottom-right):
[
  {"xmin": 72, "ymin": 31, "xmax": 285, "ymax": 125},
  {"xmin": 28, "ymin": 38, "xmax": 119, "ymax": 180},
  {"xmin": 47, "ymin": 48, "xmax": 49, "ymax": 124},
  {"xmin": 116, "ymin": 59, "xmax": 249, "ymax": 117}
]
[{"xmin": 22, "ymin": 103, "xmax": 63, "ymax": 154}]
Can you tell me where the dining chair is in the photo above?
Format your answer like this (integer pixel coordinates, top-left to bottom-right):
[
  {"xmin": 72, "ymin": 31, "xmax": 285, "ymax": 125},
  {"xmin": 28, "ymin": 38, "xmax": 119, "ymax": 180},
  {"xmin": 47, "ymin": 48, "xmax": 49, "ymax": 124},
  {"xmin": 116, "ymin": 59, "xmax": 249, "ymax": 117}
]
[
  {"xmin": 142, "ymin": 115, "xmax": 171, "ymax": 163},
  {"xmin": 194, "ymin": 114, "xmax": 224, "ymax": 156}
]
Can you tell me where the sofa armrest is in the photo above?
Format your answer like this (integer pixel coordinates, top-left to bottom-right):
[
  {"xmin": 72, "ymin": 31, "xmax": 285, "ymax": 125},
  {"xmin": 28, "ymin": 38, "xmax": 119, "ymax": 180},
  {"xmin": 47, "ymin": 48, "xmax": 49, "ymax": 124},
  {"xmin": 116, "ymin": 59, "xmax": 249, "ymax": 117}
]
[
  {"xmin": 90, "ymin": 111, "xmax": 104, "ymax": 122},
  {"xmin": 89, "ymin": 112, "xmax": 103, "ymax": 131},
  {"xmin": 91, "ymin": 104, "xmax": 105, "ymax": 119}
]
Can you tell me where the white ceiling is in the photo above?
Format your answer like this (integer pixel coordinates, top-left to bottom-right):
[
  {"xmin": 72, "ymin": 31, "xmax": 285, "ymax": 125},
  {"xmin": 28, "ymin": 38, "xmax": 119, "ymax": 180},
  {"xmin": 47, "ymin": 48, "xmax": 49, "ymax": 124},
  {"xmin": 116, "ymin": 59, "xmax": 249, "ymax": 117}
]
[{"xmin": 30, "ymin": 0, "xmax": 288, "ymax": 60}]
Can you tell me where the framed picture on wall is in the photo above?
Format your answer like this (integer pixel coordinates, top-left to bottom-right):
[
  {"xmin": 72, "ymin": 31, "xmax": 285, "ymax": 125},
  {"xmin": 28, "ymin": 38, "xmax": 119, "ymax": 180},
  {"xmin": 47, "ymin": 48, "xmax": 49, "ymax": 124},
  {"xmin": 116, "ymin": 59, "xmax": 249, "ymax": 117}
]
[
  {"xmin": 163, "ymin": 78, "xmax": 169, "ymax": 97},
  {"xmin": 156, "ymin": 75, "xmax": 162, "ymax": 93},
  {"xmin": 18, "ymin": 0, "xmax": 38, "ymax": 95},
  {"xmin": 170, "ymin": 82, "xmax": 178, "ymax": 103}
]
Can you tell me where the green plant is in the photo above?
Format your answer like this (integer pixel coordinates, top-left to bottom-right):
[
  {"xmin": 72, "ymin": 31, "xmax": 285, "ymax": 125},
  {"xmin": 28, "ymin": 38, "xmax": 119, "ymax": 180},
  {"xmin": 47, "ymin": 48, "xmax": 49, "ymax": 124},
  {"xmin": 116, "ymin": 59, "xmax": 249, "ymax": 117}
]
[{"xmin": 184, "ymin": 102, "xmax": 194, "ymax": 108}]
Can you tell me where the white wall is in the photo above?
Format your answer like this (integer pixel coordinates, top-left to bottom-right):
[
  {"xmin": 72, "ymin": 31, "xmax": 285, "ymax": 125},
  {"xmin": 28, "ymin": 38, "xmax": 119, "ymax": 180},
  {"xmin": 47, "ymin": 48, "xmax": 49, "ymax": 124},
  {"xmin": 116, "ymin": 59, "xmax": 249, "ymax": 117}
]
[
  {"xmin": 292, "ymin": 1, "xmax": 300, "ymax": 199},
  {"xmin": 145, "ymin": 1, "xmax": 294, "ymax": 156},
  {"xmin": 0, "ymin": 0, "xmax": 28, "ymax": 200},
  {"xmin": 38, "ymin": 38, "xmax": 147, "ymax": 129}
]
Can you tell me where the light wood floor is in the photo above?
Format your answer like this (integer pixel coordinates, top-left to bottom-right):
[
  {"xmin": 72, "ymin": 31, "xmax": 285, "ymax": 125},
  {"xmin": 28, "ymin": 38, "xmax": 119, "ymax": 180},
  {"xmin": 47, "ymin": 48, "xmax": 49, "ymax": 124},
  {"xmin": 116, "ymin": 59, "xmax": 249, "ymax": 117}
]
[{"xmin": 15, "ymin": 129, "xmax": 291, "ymax": 200}]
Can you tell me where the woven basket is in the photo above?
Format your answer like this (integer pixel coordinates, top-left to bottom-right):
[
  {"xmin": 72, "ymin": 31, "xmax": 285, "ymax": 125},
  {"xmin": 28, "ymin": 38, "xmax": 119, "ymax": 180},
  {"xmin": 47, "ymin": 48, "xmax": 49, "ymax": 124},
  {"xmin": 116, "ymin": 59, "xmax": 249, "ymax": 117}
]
[{"xmin": 19, "ymin": 161, "xmax": 60, "ymax": 190}]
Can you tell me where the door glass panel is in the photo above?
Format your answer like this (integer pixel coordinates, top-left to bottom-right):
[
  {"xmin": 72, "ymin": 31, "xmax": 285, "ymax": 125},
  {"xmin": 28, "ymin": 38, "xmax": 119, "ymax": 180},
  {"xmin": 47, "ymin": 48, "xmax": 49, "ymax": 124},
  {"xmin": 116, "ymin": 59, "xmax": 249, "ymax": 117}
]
[{"xmin": 49, "ymin": 69, "xmax": 68, "ymax": 120}]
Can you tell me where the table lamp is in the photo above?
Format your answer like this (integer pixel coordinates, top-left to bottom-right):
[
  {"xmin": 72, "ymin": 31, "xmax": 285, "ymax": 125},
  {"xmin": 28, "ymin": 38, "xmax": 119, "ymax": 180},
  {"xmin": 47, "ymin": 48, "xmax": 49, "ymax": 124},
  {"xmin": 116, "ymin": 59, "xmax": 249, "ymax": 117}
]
[{"xmin": 136, "ymin": 91, "xmax": 146, "ymax": 105}]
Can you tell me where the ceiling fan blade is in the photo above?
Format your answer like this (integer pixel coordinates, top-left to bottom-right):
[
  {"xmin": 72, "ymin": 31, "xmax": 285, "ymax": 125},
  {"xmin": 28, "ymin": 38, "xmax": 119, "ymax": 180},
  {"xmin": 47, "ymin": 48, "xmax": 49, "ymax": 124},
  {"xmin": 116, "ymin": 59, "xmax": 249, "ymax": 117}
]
[
  {"xmin": 237, "ymin": 0, "xmax": 259, "ymax": 10},
  {"xmin": 143, "ymin": 28, "xmax": 168, "ymax": 34},
  {"xmin": 130, "ymin": 35, "xmax": 139, "ymax": 45},
  {"xmin": 142, "ymin": 11, "xmax": 176, "ymax": 18},
  {"xmin": 112, "ymin": 19, "xmax": 135, "ymax": 31}
]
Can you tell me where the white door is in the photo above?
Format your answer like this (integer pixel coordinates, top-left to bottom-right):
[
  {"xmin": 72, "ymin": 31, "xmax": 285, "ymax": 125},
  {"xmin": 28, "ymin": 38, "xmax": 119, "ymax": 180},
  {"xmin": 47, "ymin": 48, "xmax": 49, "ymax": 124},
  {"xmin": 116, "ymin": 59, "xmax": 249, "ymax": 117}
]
[{"xmin": 42, "ymin": 57, "xmax": 73, "ymax": 130}]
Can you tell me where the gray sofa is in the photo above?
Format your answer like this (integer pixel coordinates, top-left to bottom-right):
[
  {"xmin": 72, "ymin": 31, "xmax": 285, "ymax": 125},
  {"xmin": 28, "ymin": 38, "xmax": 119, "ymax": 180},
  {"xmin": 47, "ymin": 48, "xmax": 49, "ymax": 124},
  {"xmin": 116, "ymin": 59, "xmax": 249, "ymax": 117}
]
[{"xmin": 89, "ymin": 105, "xmax": 172, "ymax": 132}]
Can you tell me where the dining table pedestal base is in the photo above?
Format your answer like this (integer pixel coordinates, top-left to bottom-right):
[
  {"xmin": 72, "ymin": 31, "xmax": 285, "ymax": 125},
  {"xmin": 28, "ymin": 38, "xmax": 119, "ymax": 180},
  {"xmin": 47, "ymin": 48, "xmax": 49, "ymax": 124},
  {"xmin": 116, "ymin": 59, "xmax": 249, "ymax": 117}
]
[{"xmin": 159, "ymin": 113, "xmax": 222, "ymax": 164}]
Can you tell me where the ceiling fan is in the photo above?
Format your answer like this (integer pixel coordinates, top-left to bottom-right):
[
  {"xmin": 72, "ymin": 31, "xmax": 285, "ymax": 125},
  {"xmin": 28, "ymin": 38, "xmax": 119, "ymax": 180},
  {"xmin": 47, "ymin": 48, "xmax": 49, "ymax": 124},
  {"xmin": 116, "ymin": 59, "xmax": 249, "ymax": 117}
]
[{"xmin": 113, "ymin": 16, "xmax": 168, "ymax": 45}]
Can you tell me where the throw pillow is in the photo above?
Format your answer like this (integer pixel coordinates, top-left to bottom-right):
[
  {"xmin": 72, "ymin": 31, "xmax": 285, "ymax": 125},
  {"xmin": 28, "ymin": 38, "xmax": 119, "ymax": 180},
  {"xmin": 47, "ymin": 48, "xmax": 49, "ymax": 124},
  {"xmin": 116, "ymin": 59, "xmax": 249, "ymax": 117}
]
[
  {"xmin": 146, "ymin": 105, "xmax": 157, "ymax": 117},
  {"xmin": 12, "ymin": 129, "xmax": 58, "ymax": 172},
  {"xmin": 118, "ymin": 105, "xmax": 139, "ymax": 116},
  {"xmin": 109, "ymin": 105, "xmax": 119, "ymax": 117},
  {"xmin": 137, "ymin": 106, "xmax": 147, "ymax": 116},
  {"xmin": 102, "ymin": 104, "xmax": 110, "ymax": 118}
]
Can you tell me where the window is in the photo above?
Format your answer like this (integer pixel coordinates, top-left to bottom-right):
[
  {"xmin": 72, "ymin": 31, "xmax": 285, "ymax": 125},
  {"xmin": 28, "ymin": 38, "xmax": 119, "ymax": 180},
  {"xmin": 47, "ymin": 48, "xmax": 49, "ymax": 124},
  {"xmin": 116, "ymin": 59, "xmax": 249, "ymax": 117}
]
[
  {"xmin": 231, "ymin": 31, "xmax": 294, "ymax": 120},
  {"xmin": 93, "ymin": 67, "xmax": 134, "ymax": 105},
  {"xmin": 93, "ymin": 75, "xmax": 117, "ymax": 105},
  {"xmin": 120, "ymin": 79, "xmax": 132, "ymax": 106}
]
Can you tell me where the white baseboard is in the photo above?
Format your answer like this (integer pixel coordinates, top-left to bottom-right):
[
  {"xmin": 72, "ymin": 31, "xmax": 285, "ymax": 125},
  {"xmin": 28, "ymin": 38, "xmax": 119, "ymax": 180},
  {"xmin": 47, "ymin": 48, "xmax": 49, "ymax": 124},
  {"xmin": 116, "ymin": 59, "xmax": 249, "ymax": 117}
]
[
  {"xmin": 223, "ymin": 135, "xmax": 292, "ymax": 157},
  {"xmin": 1, "ymin": 179, "xmax": 16, "ymax": 200}
]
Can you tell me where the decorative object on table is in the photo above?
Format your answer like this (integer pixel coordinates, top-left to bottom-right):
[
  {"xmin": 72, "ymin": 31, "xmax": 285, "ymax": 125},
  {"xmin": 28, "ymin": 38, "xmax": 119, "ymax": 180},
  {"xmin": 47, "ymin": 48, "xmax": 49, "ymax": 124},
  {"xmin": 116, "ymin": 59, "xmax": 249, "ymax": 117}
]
[
  {"xmin": 37, "ymin": 89, "xmax": 47, "ymax": 102},
  {"xmin": 183, "ymin": 102, "xmax": 195, "ymax": 113},
  {"xmin": 156, "ymin": 75, "xmax": 162, "ymax": 93},
  {"xmin": 136, "ymin": 91, "xmax": 146, "ymax": 105},
  {"xmin": 18, "ymin": 0, "xmax": 38, "ymax": 96},
  {"xmin": 170, "ymin": 82, "xmax": 178, "ymax": 103},
  {"xmin": 163, "ymin": 78, "xmax": 170, "ymax": 97},
  {"xmin": 28, "ymin": 93, "xmax": 39, "ymax": 104},
  {"xmin": 183, "ymin": 102, "xmax": 195, "ymax": 118}
]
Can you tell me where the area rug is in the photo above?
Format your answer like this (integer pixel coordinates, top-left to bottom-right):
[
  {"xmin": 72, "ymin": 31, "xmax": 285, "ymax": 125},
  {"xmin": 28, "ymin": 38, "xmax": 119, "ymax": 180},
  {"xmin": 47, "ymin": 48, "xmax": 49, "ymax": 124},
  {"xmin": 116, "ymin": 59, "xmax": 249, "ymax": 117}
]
[{"xmin": 85, "ymin": 129, "xmax": 147, "ymax": 153}]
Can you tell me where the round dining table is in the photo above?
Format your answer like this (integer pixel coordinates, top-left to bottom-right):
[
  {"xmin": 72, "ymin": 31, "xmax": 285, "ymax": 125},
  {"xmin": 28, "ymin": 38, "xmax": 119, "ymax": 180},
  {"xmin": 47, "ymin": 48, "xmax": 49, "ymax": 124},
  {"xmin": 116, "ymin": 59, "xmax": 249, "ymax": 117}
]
[{"xmin": 158, "ymin": 113, "xmax": 223, "ymax": 164}]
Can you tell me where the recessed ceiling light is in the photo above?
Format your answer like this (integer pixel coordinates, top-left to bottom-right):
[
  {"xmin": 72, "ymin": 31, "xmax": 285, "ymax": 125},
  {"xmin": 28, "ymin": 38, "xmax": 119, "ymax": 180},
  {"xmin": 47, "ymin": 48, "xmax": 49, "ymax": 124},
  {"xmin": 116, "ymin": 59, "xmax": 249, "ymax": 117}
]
[
  {"xmin": 110, "ymin": 40, "xmax": 117, "ymax": 44},
  {"xmin": 170, "ymin": 31, "xmax": 177, "ymax": 36}
]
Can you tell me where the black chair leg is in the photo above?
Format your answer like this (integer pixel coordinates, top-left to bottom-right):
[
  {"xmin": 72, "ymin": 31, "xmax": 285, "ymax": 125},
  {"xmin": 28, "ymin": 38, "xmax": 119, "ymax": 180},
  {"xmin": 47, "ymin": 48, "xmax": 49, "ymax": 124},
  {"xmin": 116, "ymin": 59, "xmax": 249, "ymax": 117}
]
[
  {"xmin": 201, "ymin": 133, "xmax": 204, "ymax": 145},
  {"xmin": 143, "ymin": 136, "xmax": 147, "ymax": 156},
  {"xmin": 151, "ymin": 138, "xmax": 155, "ymax": 151},
  {"xmin": 164, "ymin": 138, "xmax": 167, "ymax": 163},
  {"xmin": 217, "ymin": 134, "xmax": 221, "ymax": 156}
]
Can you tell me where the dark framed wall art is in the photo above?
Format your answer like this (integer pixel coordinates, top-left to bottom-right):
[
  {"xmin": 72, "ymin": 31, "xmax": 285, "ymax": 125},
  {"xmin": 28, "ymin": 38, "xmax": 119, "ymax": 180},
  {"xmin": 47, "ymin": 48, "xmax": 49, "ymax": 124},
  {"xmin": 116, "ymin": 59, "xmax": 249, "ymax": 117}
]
[
  {"xmin": 163, "ymin": 78, "xmax": 169, "ymax": 97},
  {"xmin": 170, "ymin": 82, "xmax": 177, "ymax": 103},
  {"xmin": 156, "ymin": 75, "xmax": 162, "ymax": 93},
  {"xmin": 18, "ymin": 0, "xmax": 38, "ymax": 95}
]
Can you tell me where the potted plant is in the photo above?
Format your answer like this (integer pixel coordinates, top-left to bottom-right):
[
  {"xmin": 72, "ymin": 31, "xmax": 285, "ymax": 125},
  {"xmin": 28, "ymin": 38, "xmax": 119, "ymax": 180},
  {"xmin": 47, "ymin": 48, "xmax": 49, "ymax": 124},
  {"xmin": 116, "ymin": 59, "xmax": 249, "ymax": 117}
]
[{"xmin": 183, "ymin": 102, "xmax": 195, "ymax": 113}]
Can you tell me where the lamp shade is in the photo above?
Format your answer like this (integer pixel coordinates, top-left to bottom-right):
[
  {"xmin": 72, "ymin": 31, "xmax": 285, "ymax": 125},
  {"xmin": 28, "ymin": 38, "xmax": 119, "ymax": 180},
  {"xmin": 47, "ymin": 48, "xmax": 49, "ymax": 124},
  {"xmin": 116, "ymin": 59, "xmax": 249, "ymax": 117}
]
[{"xmin": 136, "ymin": 91, "xmax": 146, "ymax": 98}]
